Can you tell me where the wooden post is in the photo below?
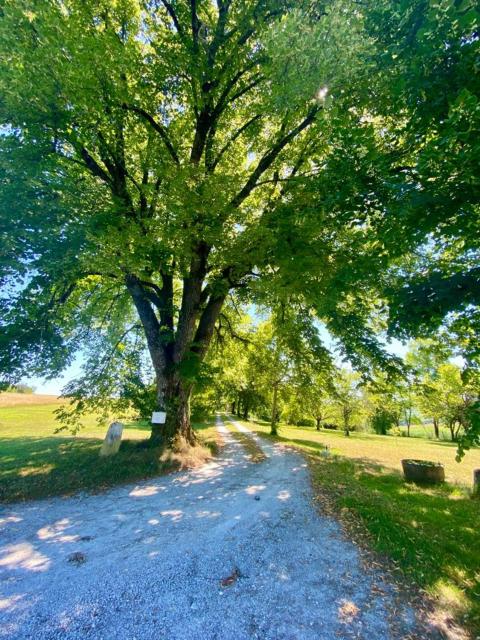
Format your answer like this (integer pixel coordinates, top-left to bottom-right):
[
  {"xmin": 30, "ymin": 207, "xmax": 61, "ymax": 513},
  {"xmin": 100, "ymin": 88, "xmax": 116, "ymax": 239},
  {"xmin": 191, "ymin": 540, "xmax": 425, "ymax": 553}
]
[{"xmin": 473, "ymin": 469, "xmax": 480, "ymax": 498}]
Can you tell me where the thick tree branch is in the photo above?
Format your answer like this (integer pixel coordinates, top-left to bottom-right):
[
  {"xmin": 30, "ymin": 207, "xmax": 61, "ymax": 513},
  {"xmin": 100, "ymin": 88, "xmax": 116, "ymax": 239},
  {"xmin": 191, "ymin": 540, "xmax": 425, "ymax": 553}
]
[
  {"xmin": 125, "ymin": 275, "xmax": 166, "ymax": 375},
  {"xmin": 192, "ymin": 293, "xmax": 227, "ymax": 358},
  {"xmin": 230, "ymin": 106, "xmax": 320, "ymax": 208},
  {"xmin": 210, "ymin": 115, "xmax": 262, "ymax": 172},
  {"xmin": 208, "ymin": 0, "xmax": 231, "ymax": 65},
  {"xmin": 174, "ymin": 241, "xmax": 211, "ymax": 362},
  {"xmin": 159, "ymin": 0, "xmax": 185, "ymax": 39},
  {"xmin": 190, "ymin": 0, "xmax": 200, "ymax": 52},
  {"xmin": 77, "ymin": 145, "xmax": 112, "ymax": 185},
  {"xmin": 122, "ymin": 104, "xmax": 180, "ymax": 165},
  {"xmin": 214, "ymin": 62, "xmax": 260, "ymax": 115}
]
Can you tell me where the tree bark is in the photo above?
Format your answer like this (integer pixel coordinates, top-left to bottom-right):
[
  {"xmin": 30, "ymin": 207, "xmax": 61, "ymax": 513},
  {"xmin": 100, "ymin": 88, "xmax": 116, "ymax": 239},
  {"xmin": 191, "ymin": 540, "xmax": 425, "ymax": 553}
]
[
  {"xmin": 270, "ymin": 383, "xmax": 279, "ymax": 436},
  {"xmin": 343, "ymin": 406, "xmax": 350, "ymax": 437},
  {"xmin": 316, "ymin": 416, "xmax": 321, "ymax": 431},
  {"xmin": 126, "ymin": 253, "xmax": 228, "ymax": 447},
  {"xmin": 150, "ymin": 373, "xmax": 195, "ymax": 448},
  {"xmin": 243, "ymin": 397, "xmax": 250, "ymax": 420},
  {"xmin": 448, "ymin": 420, "xmax": 456, "ymax": 442},
  {"xmin": 433, "ymin": 417, "xmax": 439, "ymax": 439}
]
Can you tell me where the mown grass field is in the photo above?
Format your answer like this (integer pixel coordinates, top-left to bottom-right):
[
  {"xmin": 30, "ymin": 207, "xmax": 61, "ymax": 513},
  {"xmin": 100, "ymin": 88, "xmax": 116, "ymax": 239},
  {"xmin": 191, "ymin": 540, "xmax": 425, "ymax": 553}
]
[
  {"xmin": 237, "ymin": 417, "xmax": 480, "ymax": 637},
  {"xmin": 246, "ymin": 421, "xmax": 480, "ymax": 485},
  {"xmin": 0, "ymin": 395, "xmax": 217, "ymax": 503}
]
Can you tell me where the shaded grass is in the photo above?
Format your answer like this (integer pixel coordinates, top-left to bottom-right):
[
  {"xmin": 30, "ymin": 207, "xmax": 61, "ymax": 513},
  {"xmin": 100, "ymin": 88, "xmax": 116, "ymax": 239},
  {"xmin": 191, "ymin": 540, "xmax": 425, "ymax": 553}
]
[
  {"xmin": 196, "ymin": 421, "xmax": 224, "ymax": 456},
  {"xmin": 240, "ymin": 417, "xmax": 480, "ymax": 637},
  {"xmin": 0, "ymin": 403, "xmax": 216, "ymax": 503},
  {"xmin": 224, "ymin": 421, "xmax": 266, "ymax": 463}
]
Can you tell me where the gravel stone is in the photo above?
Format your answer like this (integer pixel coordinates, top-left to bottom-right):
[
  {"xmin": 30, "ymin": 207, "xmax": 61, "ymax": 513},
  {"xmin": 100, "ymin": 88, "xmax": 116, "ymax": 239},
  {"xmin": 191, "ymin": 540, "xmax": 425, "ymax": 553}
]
[{"xmin": 0, "ymin": 416, "xmax": 428, "ymax": 639}]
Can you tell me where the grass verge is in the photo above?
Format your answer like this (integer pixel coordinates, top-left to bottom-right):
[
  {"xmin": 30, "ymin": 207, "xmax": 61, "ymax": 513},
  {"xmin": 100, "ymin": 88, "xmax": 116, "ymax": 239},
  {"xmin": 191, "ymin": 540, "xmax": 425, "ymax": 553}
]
[
  {"xmin": 238, "ymin": 417, "xmax": 480, "ymax": 638},
  {"xmin": 0, "ymin": 402, "xmax": 216, "ymax": 503},
  {"xmin": 224, "ymin": 420, "xmax": 266, "ymax": 463}
]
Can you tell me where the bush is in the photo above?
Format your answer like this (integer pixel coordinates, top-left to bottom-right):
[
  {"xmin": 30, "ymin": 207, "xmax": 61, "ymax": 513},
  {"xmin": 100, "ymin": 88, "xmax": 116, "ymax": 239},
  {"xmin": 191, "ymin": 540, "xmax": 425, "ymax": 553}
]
[
  {"xmin": 6, "ymin": 383, "xmax": 36, "ymax": 394},
  {"xmin": 370, "ymin": 407, "xmax": 397, "ymax": 435},
  {"xmin": 191, "ymin": 404, "xmax": 212, "ymax": 422},
  {"xmin": 322, "ymin": 423, "xmax": 338, "ymax": 430},
  {"xmin": 296, "ymin": 418, "xmax": 316, "ymax": 427}
]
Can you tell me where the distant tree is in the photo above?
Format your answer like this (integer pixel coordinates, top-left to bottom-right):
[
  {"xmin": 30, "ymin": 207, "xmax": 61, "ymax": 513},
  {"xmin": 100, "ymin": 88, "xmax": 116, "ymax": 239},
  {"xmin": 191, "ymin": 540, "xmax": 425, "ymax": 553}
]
[
  {"xmin": 5, "ymin": 383, "xmax": 36, "ymax": 394},
  {"xmin": 406, "ymin": 340, "xmax": 451, "ymax": 438},
  {"xmin": 369, "ymin": 407, "xmax": 397, "ymax": 436},
  {"xmin": 332, "ymin": 370, "xmax": 363, "ymax": 437},
  {"xmin": 428, "ymin": 364, "xmax": 478, "ymax": 443},
  {"xmin": 287, "ymin": 370, "xmax": 335, "ymax": 430},
  {"xmin": 364, "ymin": 373, "xmax": 402, "ymax": 435}
]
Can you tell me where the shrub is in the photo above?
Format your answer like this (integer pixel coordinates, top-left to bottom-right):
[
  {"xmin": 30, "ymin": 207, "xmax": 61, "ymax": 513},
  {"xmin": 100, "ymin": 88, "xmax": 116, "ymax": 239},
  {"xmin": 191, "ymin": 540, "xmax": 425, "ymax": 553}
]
[
  {"xmin": 5, "ymin": 383, "xmax": 36, "ymax": 394},
  {"xmin": 323, "ymin": 423, "xmax": 338, "ymax": 430},
  {"xmin": 390, "ymin": 427, "xmax": 403, "ymax": 437},
  {"xmin": 191, "ymin": 404, "xmax": 212, "ymax": 422},
  {"xmin": 370, "ymin": 407, "xmax": 397, "ymax": 435},
  {"xmin": 296, "ymin": 418, "xmax": 316, "ymax": 427}
]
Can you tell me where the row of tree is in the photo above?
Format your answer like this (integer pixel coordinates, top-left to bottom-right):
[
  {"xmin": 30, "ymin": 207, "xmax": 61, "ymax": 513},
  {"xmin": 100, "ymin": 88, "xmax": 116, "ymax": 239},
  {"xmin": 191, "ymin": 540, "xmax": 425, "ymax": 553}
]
[{"xmin": 197, "ymin": 316, "xmax": 479, "ymax": 448}]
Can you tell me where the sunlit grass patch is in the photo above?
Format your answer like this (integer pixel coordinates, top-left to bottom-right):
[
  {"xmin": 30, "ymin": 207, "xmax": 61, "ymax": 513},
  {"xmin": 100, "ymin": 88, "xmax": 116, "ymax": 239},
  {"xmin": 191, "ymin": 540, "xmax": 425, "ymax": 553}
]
[
  {"xmin": 196, "ymin": 421, "xmax": 224, "ymax": 455},
  {"xmin": 18, "ymin": 464, "xmax": 55, "ymax": 477},
  {"xmin": 239, "ymin": 418, "xmax": 480, "ymax": 486}
]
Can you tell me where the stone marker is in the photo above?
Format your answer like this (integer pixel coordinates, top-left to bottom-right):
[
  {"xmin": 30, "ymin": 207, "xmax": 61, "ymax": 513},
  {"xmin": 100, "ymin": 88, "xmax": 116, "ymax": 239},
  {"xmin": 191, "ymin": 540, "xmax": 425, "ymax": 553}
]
[
  {"xmin": 474, "ymin": 469, "xmax": 480, "ymax": 498},
  {"xmin": 99, "ymin": 421, "xmax": 124, "ymax": 457}
]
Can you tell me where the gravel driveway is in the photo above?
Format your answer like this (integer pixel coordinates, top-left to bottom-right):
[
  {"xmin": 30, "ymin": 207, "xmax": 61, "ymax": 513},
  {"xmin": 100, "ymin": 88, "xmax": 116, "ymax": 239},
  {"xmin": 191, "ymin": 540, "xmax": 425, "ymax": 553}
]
[{"xmin": 0, "ymin": 416, "xmax": 429, "ymax": 639}]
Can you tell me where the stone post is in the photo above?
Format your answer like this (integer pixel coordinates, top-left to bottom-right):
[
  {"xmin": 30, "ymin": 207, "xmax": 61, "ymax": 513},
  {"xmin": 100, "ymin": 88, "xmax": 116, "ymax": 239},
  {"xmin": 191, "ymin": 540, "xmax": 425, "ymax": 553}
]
[
  {"xmin": 99, "ymin": 422, "xmax": 124, "ymax": 457},
  {"xmin": 473, "ymin": 469, "xmax": 480, "ymax": 498}
]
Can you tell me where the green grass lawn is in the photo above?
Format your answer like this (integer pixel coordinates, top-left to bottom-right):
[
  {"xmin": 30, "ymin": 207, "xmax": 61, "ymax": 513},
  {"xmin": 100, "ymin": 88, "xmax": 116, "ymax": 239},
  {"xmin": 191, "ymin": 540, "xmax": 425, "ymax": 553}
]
[
  {"xmin": 238, "ymin": 417, "xmax": 480, "ymax": 636},
  {"xmin": 0, "ymin": 400, "xmax": 216, "ymax": 503},
  {"xmin": 406, "ymin": 423, "xmax": 455, "ymax": 441},
  {"xmin": 243, "ymin": 420, "xmax": 480, "ymax": 486}
]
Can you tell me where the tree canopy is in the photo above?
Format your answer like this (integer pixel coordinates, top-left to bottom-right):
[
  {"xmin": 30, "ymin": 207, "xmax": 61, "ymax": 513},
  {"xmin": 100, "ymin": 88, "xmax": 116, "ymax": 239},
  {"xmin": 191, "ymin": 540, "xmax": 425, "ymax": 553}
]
[{"xmin": 0, "ymin": 0, "xmax": 478, "ymax": 446}]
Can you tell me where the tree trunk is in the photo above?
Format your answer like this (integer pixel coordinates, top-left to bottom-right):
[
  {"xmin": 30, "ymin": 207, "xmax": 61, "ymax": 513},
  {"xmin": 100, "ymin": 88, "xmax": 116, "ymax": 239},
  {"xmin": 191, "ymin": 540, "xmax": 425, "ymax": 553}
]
[
  {"xmin": 127, "ymin": 257, "xmax": 226, "ymax": 448},
  {"xmin": 448, "ymin": 421, "xmax": 455, "ymax": 442},
  {"xmin": 433, "ymin": 417, "xmax": 439, "ymax": 439},
  {"xmin": 343, "ymin": 407, "xmax": 350, "ymax": 437},
  {"xmin": 270, "ymin": 383, "xmax": 279, "ymax": 436},
  {"xmin": 236, "ymin": 395, "xmax": 241, "ymax": 416},
  {"xmin": 150, "ymin": 374, "xmax": 195, "ymax": 448},
  {"xmin": 316, "ymin": 416, "xmax": 321, "ymax": 431},
  {"xmin": 231, "ymin": 400, "xmax": 236, "ymax": 414}
]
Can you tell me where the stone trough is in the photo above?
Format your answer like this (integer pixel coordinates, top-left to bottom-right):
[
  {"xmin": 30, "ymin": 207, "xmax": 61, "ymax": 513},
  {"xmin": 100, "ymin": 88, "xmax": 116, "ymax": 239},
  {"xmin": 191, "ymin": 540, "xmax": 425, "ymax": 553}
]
[{"xmin": 401, "ymin": 459, "xmax": 445, "ymax": 484}]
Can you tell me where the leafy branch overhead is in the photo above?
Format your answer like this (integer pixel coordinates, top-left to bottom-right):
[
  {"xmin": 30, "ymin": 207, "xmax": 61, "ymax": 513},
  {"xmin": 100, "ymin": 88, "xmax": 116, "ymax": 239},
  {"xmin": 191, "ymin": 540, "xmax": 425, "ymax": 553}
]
[{"xmin": 0, "ymin": 0, "xmax": 478, "ymax": 446}]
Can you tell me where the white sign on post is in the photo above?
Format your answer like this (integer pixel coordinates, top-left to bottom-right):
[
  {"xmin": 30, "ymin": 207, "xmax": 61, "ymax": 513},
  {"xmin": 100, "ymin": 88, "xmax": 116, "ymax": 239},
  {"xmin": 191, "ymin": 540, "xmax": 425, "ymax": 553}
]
[{"xmin": 152, "ymin": 411, "xmax": 167, "ymax": 425}]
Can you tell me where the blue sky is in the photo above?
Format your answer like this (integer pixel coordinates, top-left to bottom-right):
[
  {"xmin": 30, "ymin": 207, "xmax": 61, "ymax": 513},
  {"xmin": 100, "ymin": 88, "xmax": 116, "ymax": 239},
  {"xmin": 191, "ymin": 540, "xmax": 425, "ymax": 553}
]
[
  {"xmin": 23, "ymin": 355, "xmax": 84, "ymax": 395},
  {"xmin": 22, "ymin": 337, "xmax": 410, "ymax": 395}
]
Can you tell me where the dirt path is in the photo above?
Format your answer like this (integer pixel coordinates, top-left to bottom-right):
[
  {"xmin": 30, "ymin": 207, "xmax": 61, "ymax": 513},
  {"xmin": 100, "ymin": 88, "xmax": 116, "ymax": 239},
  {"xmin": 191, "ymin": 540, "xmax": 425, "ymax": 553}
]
[{"xmin": 0, "ymin": 416, "xmax": 431, "ymax": 639}]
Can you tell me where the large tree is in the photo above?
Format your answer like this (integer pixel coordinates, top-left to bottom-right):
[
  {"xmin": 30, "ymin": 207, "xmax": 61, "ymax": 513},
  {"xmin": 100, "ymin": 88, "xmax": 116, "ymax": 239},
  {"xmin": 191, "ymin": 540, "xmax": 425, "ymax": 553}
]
[
  {"xmin": 1, "ymin": 0, "xmax": 478, "ymax": 447},
  {"xmin": 0, "ymin": 0, "xmax": 375, "ymax": 445}
]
